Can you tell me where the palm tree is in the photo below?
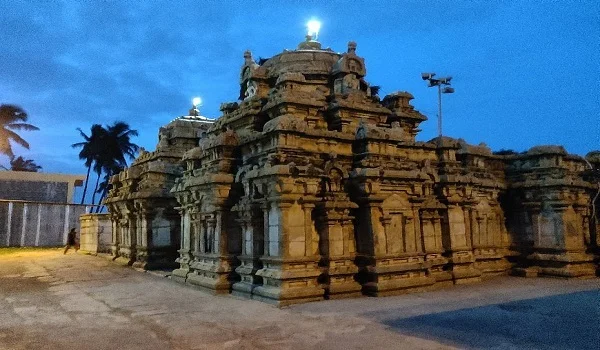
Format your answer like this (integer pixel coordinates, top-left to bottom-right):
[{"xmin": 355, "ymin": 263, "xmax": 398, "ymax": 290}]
[
  {"xmin": 92, "ymin": 122, "xmax": 139, "ymax": 210},
  {"xmin": 0, "ymin": 104, "xmax": 39, "ymax": 158},
  {"xmin": 72, "ymin": 124, "xmax": 107, "ymax": 204},
  {"xmin": 73, "ymin": 121, "xmax": 139, "ymax": 206},
  {"xmin": 94, "ymin": 163, "xmax": 123, "ymax": 213},
  {"xmin": 104, "ymin": 121, "xmax": 139, "ymax": 168},
  {"xmin": 8, "ymin": 156, "xmax": 42, "ymax": 172}
]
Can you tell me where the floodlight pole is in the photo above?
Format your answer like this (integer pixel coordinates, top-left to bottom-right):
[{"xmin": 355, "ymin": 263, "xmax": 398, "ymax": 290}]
[
  {"xmin": 437, "ymin": 84, "xmax": 442, "ymax": 139},
  {"xmin": 421, "ymin": 73, "xmax": 454, "ymax": 142}
]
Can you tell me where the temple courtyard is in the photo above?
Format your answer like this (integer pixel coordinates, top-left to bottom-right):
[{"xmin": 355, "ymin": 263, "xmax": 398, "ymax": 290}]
[{"xmin": 0, "ymin": 249, "xmax": 598, "ymax": 350}]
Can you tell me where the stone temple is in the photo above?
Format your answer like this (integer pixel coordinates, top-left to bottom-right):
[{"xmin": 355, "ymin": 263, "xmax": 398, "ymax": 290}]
[{"xmin": 105, "ymin": 35, "xmax": 600, "ymax": 306}]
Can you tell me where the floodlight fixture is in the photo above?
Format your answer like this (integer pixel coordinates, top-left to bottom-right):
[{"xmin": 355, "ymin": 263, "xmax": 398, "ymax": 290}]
[
  {"xmin": 421, "ymin": 72, "xmax": 436, "ymax": 80},
  {"xmin": 421, "ymin": 72, "xmax": 455, "ymax": 140},
  {"xmin": 438, "ymin": 76, "xmax": 452, "ymax": 85},
  {"xmin": 307, "ymin": 20, "xmax": 321, "ymax": 40}
]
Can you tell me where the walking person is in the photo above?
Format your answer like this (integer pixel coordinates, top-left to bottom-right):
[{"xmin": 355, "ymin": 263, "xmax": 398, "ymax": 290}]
[{"xmin": 64, "ymin": 228, "xmax": 79, "ymax": 254}]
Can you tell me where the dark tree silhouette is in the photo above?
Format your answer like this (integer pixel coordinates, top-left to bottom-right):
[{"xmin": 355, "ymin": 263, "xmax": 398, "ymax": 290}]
[
  {"xmin": 72, "ymin": 124, "xmax": 107, "ymax": 204},
  {"xmin": 73, "ymin": 121, "xmax": 139, "ymax": 206},
  {"xmin": 93, "ymin": 122, "xmax": 139, "ymax": 211},
  {"xmin": 0, "ymin": 104, "xmax": 39, "ymax": 158},
  {"xmin": 7, "ymin": 156, "xmax": 42, "ymax": 172}
]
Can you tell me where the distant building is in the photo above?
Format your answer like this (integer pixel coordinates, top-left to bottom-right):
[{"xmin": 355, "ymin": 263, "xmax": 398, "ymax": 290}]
[{"xmin": 0, "ymin": 171, "xmax": 84, "ymax": 204}]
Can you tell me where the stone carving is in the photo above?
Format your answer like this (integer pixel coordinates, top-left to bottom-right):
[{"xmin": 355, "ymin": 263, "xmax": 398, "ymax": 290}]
[
  {"xmin": 105, "ymin": 111, "xmax": 214, "ymax": 269},
  {"xmin": 106, "ymin": 35, "xmax": 600, "ymax": 305}
]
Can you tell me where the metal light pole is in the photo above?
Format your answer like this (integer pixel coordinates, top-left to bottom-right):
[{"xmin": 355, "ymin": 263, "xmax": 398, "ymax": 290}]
[{"xmin": 421, "ymin": 73, "xmax": 454, "ymax": 139}]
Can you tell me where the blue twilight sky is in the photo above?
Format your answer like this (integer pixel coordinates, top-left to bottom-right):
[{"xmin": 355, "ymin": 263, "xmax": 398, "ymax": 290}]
[{"xmin": 0, "ymin": 0, "xmax": 598, "ymax": 176}]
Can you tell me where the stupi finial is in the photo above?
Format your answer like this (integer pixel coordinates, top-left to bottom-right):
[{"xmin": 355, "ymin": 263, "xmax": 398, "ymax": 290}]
[
  {"xmin": 243, "ymin": 50, "xmax": 253, "ymax": 62},
  {"xmin": 348, "ymin": 41, "xmax": 357, "ymax": 54}
]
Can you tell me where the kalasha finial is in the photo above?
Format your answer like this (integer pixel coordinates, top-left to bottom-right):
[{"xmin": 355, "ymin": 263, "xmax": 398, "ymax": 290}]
[
  {"xmin": 307, "ymin": 20, "xmax": 321, "ymax": 41},
  {"xmin": 243, "ymin": 50, "xmax": 253, "ymax": 63},
  {"xmin": 298, "ymin": 19, "xmax": 323, "ymax": 50},
  {"xmin": 348, "ymin": 41, "xmax": 357, "ymax": 54},
  {"xmin": 189, "ymin": 97, "xmax": 202, "ymax": 116}
]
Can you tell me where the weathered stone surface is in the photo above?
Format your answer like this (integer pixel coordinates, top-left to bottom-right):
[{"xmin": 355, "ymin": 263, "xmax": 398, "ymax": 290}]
[
  {"xmin": 79, "ymin": 213, "xmax": 111, "ymax": 254},
  {"xmin": 105, "ymin": 114, "xmax": 213, "ymax": 270},
  {"xmin": 107, "ymin": 36, "xmax": 600, "ymax": 304}
]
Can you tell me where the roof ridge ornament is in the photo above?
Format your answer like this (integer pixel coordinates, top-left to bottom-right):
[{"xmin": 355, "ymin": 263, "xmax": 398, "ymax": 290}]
[
  {"xmin": 348, "ymin": 41, "xmax": 357, "ymax": 54},
  {"xmin": 298, "ymin": 19, "xmax": 322, "ymax": 50},
  {"xmin": 243, "ymin": 50, "xmax": 254, "ymax": 64}
]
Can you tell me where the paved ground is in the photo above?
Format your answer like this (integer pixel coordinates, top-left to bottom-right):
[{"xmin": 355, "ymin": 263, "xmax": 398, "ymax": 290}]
[{"xmin": 0, "ymin": 249, "xmax": 598, "ymax": 350}]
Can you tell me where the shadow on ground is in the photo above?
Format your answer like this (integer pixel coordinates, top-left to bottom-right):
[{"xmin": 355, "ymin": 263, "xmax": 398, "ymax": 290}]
[{"xmin": 381, "ymin": 290, "xmax": 600, "ymax": 349}]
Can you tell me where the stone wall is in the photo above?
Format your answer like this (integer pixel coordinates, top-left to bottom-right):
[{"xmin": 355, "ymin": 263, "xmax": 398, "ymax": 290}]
[
  {"xmin": 0, "ymin": 200, "xmax": 93, "ymax": 247},
  {"xmin": 79, "ymin": 213, "xmax": 112, "ymax": 254}
]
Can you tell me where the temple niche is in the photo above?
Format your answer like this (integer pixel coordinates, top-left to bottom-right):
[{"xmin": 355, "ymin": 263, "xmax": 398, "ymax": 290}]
[{"xmin": 105, "ymin": 34, "xmax": 600, "ymax": 305}]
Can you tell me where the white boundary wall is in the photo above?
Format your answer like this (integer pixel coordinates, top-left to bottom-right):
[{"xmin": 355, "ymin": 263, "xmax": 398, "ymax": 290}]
[{"xmin": 0, "ymin": 200, "xmax": 99, "ymax": 247}]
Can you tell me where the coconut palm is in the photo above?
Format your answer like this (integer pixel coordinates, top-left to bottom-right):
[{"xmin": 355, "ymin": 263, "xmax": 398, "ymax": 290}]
[
  {"xmin": 104, "ymin": 121, "xmax": 139, "ymax": 168},
  {"xmin": 92, "ymin": 122, "xmax": 139, "ymax": 209},
  {"xmin": 0, "ymin": 104, "xmax": 39, "ymax": 158},
  {"xmin": 72, "ymin": 124, "xmax": 107, "ymax": 204},
  {"xmin": 73, "ymin": 121, "xmax": 139, "ymax": 206},
  {"xmin": 8, "ymin": 156, "xmax": 42, "ymax": 172},
  {"xmin": 94, "ymin": 163, "xmax": 123, "ymax": 213}
]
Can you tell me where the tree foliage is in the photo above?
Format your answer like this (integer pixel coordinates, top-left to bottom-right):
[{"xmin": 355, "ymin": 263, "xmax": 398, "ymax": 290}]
[
  {"xmin": 72, "ymin": 121, "xmax": 139, "ymax": 206},
  {"xmin": 0, "ymin": 104, "xmax": 39, "ymax": 158},
  {"xmin": 8, "ymin": 156, "xmax": 42, "ymax": 172}
]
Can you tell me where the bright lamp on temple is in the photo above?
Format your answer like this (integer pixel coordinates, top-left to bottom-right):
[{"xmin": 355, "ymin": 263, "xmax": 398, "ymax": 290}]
[
  {"xmin": 192, "ymin": 97, "xmax": 202, "ymax": 107},
  {"xmin": 307, "ymin": 20, "xmax": 321, "ymax": 39}
]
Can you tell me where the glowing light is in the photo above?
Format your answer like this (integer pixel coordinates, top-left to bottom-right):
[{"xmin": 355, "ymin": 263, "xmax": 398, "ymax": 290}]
[
  {"xmin": 192, "ymin": 97, "xmax": 202, "ymax": 107},
  {"xmin": 307, "ymin": 20, "xmax": 321, "ymax": 39}
]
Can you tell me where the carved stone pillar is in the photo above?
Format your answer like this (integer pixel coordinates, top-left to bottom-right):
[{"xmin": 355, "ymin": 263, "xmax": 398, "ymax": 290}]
[
  {"xmin": 187, "ymin": 200, "xmax": 241, "ymax": 294},
  {"xmin": 116, "ymin": 210, "xmax": 136, "ymax": 266},
  {"xmin": 471, "ymin": 202, "xmax": 512, "ymax": 276},
  {"xmin": 132, "ymin": 204, "xmax": 154, "ymax": 269},
  {"xmin": 232, "ymin": 200, "xmax": 265, "ymax": 297},
  {"xmin": 443, "ymin": 204, "xmax": 481, "ymax": 284},
  {"xmin": 253, "ymin": 194, "xmax": 324, "ymax": 306},
  {"xmin": 109, "ymin": 209, "xmax": 120, "ymax": 258},
  {"xmin": 420, "ymin": 208, "xmax": 451, "ymax": 285},
  {"xmin": 172, "ymin": 204, "xmax": 192, "ymax": 283},
  {"xmin": 316, "ymin": 200, "xmax": 361, "ymax": 299}
]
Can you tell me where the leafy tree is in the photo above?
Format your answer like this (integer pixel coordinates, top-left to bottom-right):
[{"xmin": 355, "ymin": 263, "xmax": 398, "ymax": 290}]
[
  {"xmin": 0, "ymin": 104, "xmax": 39, "ymax": 158},
  {"xmin": 8, "ymin": 156, "xmax": 42, "ymax": 172}
]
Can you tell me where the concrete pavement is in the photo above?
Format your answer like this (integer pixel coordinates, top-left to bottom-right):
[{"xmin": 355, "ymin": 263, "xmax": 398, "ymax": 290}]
[{"xmin": 0, "ymin": 249, "xmax": 598, "ymax": 349}]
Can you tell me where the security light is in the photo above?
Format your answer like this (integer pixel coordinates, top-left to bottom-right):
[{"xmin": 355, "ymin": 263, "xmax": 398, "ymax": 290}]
[
  {"xmin": 307, "ymin": 20, "xmax": 321, "ymax": 39},
  {"xmin": 421, "ymin": 72, "xmax": 436, "ymax": 80},
  {"xmin": 421, "ymin": 72, "xmax": 455, "ymax": 140},
  {"xmin": 439, "ymin": 77, "xmax": 453, "ymax": 85}
]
